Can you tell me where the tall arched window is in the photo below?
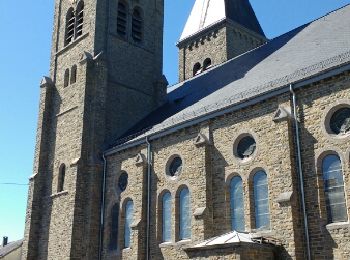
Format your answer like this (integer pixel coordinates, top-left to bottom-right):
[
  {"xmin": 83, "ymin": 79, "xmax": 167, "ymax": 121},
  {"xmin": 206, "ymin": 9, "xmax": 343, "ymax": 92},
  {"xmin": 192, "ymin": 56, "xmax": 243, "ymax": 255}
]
[
  {"xmin": 193, "ymin": 62, "xmax": 201, "ymax": 76},
  {"xmin": 230, "ymin": 176, "xmax": 245, "ymax": 232},
  {"xmin": 203, "ymin": 58, "xmax": 212, "ymax": 71},
  {"xmin": 132, "ymin": 8, "xmax": 143, "ymax": 42},
  {"xmin": 64, "ymin": 69, "xmax": 70, "ymax": 87},
  {"xmin": 124, "ymin": 200, "xmax": 134, "ymax": 248},
  {"xmin": 179, "ymin": 188, "xmax": 191, "ymax": 240},
  {"xmin": 70, "ymin": 65, "xmax": 77, "ymax": 84},
  {"xmin": 58, "ymin": 164, "xmax": 66, "ymax": 192},
  {"xmin": 65, "ymin": 8, "xmax": 75, "ymax": 46},
  {"xmin": 109, "ymin": 203, "xmax": 119, "ymax": 250},
  {"xmin": 322, "ymin": 154, "xmax": 348, "ymax": 223},
  {"xmin": 162, "ymin": 192, "xmax": 172, "ymax": 242},
  {"xmin": 253, "ymin": 170, "xmax": 270, "ymax": 230},
  {"xmin": 117, "ymin": 1, "xmax": 127, "ymax": 36},
  {"xmin": 76, "ymin": 1, "xmax": 84, "ymax": 37}
]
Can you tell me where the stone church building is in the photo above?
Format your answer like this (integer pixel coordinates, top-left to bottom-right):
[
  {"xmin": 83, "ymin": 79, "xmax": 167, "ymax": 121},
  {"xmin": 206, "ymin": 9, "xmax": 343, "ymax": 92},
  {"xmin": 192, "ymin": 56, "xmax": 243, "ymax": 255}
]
[{"xmin": 22, "ymin": 0, "xmax": 350, "ymax": 259}]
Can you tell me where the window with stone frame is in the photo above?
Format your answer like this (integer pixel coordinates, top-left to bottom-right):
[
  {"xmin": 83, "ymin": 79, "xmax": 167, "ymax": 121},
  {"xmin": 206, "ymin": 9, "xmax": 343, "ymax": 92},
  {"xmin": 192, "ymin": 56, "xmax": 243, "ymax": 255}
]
[
  {"xmin": 70, "ymin": 65, "xmax": 77, "ymax": 84},
  {"xmin": 76, "ymin": 1, "xmax": 84, "ymax": 38},
  {"xmin": 179, "ymin": 187, "xmax": 191, "ymax": 240},
  {"xmin": 124, "ymin": 200, "xmax": 134, "ymax": 248},
  {"xmin": 57, "ymin": 164, "xmax": 66, "ymax": 192},
  {"xmin": 64, "ymin": 69, "xmax": 70, "ymax": 87},
  {"xmin": 253, "ymin": 170, "xmax": 270, "ymax": 230},
  {"xmin": 193, "ymin": 62, "xmax": 201, "ymax": 76},
  {"xmin": 230, "ymin": 176, "xmax": 245, "ymax": 232},
  {"xmin": 132, "ymin": 7, "xmax": 143, "ymax": 42},
  {"xmin": 162, "ymin": 192, "xmax": 172, "ymax": 242},
  {"xmin": 203, "ymin": 58, "xmax": 212, "ymax": 71},
  {"xmin": 322, "ymin": 154, "xmax": 348, "ymax": 223},
  {"xmin": 117, "ymin": 1, "xmax": 128, "ymax": 37},
  {"xmin": 65, "ymin": 8, "xmax": 75, "ymax": 46}
]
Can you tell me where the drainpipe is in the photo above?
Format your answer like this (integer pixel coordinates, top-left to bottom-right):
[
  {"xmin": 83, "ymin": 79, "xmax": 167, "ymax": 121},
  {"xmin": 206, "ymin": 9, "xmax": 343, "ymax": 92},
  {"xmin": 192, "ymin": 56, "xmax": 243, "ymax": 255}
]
[
  {"xmin": 290, "ymin": 84, "xmax": 311, "ymax": 260},
  {"xmin": 145, "ymin": 137, "xmax": 152, "ymax": 260},
  {"xmin": 98, "ymin": 153, "xmax": 108, "ymax": 260}
]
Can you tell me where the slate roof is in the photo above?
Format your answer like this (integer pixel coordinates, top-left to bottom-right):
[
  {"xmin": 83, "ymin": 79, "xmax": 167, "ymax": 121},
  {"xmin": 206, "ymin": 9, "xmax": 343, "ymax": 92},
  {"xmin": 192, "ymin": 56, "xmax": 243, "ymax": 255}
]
[
  {"xmin": 108, "ymin": 4, "xmax": 350, "ymax": 152},
  {"xmin": 179, "ymin": 0, "xmax": 264, "ymax": 42},
  {"xmin": 0, "ymin": 239, "xmax": 23, "ymax": 258}
]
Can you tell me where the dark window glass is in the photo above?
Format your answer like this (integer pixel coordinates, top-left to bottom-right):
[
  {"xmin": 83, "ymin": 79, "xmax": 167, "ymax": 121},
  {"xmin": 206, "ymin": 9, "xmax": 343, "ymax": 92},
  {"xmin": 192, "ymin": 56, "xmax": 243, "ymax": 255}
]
[
  {"xmin": 117, "ymin": 2, "xmax": 127, "ymax": 36},
  {"xmin": 65, "ymin": 8, "xmax": 75, "ymax": 46},
  {"xmin": 109, "ymin": 203, "xmax": 119, "ymax": 250},
  {"xmin": 230, "ymin": 176, "xmax": 245, "ymax": 231},
  {"xmin": 237, "ymin": 136, "xmax": 256, "ymax": 159},
  {"xmin": 193, "ymin": 62, "xmax": 201, "ymax": 76},
  {"xmin": 76, "ymin": 1, "xmax": 84, "ymax": 37},
  {"xmin": 58, "ymin": 164, "xmax": 66, "ymax": 192},
  {"xmin": 64, "ymin": 69, "xmax": 70, "ymax": 87},
  {"xmin": 203, "ymin": 58, "xmax": 212, "ymax": 70},
  {"xmin": 70, "ymin": 65, "xmax": 77, "ymax": 84},
  {"xmin": 169, "ymin": 156, "xmax": 182, "ymax": 177},
  {"xmin": 330, "ymin": 107, "xmax": 350, "ymax": 135},
  {"xmin": 132, "ymin": 8, "xmax": 143, "ymax": 42},
  {"xmin": 118, "ymin": 172, "xmax": 128, "ymax": 192},
  {"xmin": 322, "ymin": 154, "xmax": 348, "ymax": 223}
]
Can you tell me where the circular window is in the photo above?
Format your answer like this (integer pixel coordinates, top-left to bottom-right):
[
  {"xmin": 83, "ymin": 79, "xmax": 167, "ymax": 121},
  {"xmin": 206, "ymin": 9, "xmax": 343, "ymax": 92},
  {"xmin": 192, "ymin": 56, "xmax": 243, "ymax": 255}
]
[
  {"xmin": 329, "ymin": 107, "xmax": 350, "ymax": 135},
  {"xmin": 234, "ymin": 135, "xmax": 257, "ymax": 160},
  {"xmin": 167, "ymin": 156, "xmax": 183, "ymax": 178},
  {"xmin": 118, "ymin": 172, "xmax": 128, "ymax": 192}
]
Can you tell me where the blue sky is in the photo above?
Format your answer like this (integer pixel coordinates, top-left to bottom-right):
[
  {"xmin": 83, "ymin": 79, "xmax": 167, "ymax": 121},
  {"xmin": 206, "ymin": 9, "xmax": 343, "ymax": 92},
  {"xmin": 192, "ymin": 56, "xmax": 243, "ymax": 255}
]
[{"xmin": 0, "ymin": 0, "xmax": 349, "ymax": 242}]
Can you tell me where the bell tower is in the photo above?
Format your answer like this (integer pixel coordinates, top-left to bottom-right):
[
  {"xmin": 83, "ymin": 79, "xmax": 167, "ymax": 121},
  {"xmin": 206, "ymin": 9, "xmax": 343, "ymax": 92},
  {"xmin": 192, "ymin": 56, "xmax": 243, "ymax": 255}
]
[
  {"xmin": 22, "ymin": 0, "xmax": 166, "ymax": 259},
  {"xmin": 178, "ymin": 0, "xmax": 266, "ymax": 81}
]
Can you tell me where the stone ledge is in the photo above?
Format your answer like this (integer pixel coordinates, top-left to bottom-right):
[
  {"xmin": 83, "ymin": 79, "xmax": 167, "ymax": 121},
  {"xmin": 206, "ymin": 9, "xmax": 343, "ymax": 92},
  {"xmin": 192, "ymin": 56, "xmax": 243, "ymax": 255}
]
[
  {"xmin": 56, "ymin": 106, "xmax": 78, "ymax": 117},
  {"xmin": 55, "ymin": 33, "xmax": 89, "ymax": 57},
  {"xmin": 326, "ymin": 221, "xmax": 349, "ymax": 231},
  {"xmin": 50, "ymin": 191, "xmax": 68, "ymax": 199}
]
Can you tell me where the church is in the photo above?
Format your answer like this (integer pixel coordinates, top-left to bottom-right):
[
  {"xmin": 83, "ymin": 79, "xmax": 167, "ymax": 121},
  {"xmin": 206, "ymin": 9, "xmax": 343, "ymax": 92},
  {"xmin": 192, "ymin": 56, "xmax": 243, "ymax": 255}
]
[{"xmin": 21, "ymin": 0, "xmax": 350, "ymax": 259}]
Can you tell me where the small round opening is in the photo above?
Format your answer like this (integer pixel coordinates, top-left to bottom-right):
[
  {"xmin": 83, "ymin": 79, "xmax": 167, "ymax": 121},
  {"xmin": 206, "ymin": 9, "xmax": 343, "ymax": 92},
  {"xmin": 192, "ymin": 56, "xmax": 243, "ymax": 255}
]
[
  {"xmin": 329, "ymin": 107, "xmax": 350, "ymax": 135},
  {"xmin": 118, "ymin": 172, "xmax": 128, "ymax": 192},
  {"xmin": 167, "ymin": 156, "xmax": 183, "ymax": 178},
  {"xmin": 235, "ymin": 135, "xmax": 256, "ymax": 160}
]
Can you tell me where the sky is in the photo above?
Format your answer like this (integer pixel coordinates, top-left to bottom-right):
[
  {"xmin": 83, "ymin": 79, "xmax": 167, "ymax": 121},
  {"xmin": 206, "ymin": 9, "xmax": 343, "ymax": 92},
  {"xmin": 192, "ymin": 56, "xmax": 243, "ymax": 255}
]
[{"xmin": 0, "ymin": 0, "xmax": 349, "ymax": 243}]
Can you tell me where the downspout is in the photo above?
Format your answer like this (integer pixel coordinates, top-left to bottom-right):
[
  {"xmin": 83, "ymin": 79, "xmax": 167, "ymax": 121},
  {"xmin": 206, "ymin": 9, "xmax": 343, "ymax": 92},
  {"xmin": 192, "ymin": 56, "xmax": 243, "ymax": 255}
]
[
  {"xmin": 145, "ymin": 137, "xmax": 152, "ymax": 260},
  {"xmin": 98, "ymin": 153, "xmax": 108, "ymax": 260},
  {"xmin": 290, "ymin": 84, "xmax": 311, "ymax": 260}
]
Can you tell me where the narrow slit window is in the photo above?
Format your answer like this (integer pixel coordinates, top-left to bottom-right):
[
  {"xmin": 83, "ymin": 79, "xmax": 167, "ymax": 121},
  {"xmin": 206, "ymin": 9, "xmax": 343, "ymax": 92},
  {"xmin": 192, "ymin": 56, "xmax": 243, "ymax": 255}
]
[
  {"xmin": 162, "ymin": 192, "xmax": 172, "ymax": 242},
  {"xmin": 322, "ymin": 154, "xmax": 348, "ymax": 223},
  {"xmin": 253, "ymin": 170, "xmax": 270, "ymax": 230},
  {"xmin": 132, "ymin": 8, "xmax": 143, "ymax": 42},
  {"xmin": 58, "ymin": 164, "xmax": 66, "ymax": 192},
  {"xmin": 230, "ymin": 176, "xmax": 245, "ymax": 232},
  {"xmin": 70, "ymin": 65, "xmax": 77, "ymax": 84},
  {"xmin": 65, "ymin": 8, "xmax": 75, "ymax": 46},
  {"xmin": 64, "ymin": 69, "xmax": 70, "ymax": 87},
  {"xmin": 124, "ymin": 200, "xmax": 134, "ymax": 248},
  {"xmin": 179, "ymin": 188, "xmax": 191, "ymax": 240},
  {"xmin": 117, "ymin": 2, "xmax": 127, "ymax": 36},
  {"xmin": 76, "ymin": 1, "xmax": 84, "ymax": 38}
]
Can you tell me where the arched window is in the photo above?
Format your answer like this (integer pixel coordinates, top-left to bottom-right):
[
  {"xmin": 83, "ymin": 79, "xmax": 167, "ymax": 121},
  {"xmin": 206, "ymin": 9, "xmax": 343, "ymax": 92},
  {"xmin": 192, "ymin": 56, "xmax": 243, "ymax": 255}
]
[
  {"xmin": 230, "ymin": 176, "xmax": 245, "ymax": 232},
  {"xmin": 76, "ymin": 1, "xmax": 84, "ymax": 38},
  {"xmin": 322, "ymin": 154, "xmax": 348, "ymax": 223},
  {"xmin": 193, "ymin": 62, "xmax": 201, "ymax": 76},
  {"xmin": 70, "ymin": 65, "xmax": 77, "ymax": 84},
  {"xmin": 162, "ymin": 192, "xmax": 172, "ymax": 242},
  {"xmin": 117, "ymin": 1, "xmax": 127, "ymax": 36},
  {"xmin": 109, "ymin": 203, "xmax": 119, "ymax": 250},
  {"xmin": 203, "ymin": 58, "xmax": 212, "ymax": 71},
  {"xmin": 132, "ymin": 8, "xmax": 143, "ymax": 42},
  {"xmin": 253, "ymin": 170, "xmax": 270, "ymax": 230},
  {"xmin": 65, "ymin": 8, "xmax": 75, "ymax": 46},
  {"xmin": 58, "ymin": 164, "xmax": 66, "ymax": 192},
  {"xmin": 179, "ymin": 188, "xmax": 191, "ymax": 240},
  {"xmin": 64, "ymin": 69, "xmax": 70, "ymax": 87},
  {"xmin": 124, "ymin": 200, "xmax": 134, "ymax": 248}
]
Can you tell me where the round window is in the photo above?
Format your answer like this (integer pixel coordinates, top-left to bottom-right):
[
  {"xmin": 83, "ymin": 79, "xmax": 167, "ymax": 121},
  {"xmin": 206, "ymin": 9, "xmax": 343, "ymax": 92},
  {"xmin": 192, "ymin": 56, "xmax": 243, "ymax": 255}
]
[
  {"xmin": 329, "ymin": 107, "xmax": 350, "ymax": 135},
  {"xmin": 167, "ymin": 156, "xmax": 183, "ymax": 178},
  {"xmin": 235, "ymin": 135, "xmax": 256, "ymax": 160},
  {"xmin": 118, "ymin": 172, "xmax": 128, "ymax": 192}
]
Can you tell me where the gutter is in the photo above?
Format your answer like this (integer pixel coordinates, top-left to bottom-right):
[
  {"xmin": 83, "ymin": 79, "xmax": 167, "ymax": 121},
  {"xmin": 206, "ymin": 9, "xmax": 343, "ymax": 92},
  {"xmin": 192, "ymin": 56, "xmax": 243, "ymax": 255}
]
[
  {"xmin": 145, "ymin": 137, "xmax": 152, "ymax": 260},
  {"xmin": 105, "ymin": 62, "xmax": 350, "ymax": 156},
  {"xmin": 98, "ymin": 153, "xmax": 108, "ymax": 260},
  {"xmin": 290, "ymin": 85, "xmax": 311, "ymax": 260}
]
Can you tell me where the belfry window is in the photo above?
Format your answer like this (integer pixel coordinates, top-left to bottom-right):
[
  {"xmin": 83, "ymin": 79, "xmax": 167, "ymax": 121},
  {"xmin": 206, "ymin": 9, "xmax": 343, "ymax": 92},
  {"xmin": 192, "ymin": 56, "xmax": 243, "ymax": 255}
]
[
  {"xmin": 132, "ymin": 8, "xmax": 143, "ymax": 42},
  {"xmin": 193, "ymin": 62, "xmax": 201, "ymax": 76},
  {"xmin": 76, "ymin": 1, "xmax": 84, "ymax": 38},
  {"xmin": 70, "ymin": 65, "xmax": 77, "ymax": 84},
  {"xmin": 179, "ymin": 187, "xmax": 191, "ymax": 240},
  {"xmin": 124, "ymin": 200, "xmax": 134, "ymax": 248},
  {"xmin": 230, "ymin": 176, "xmax": 245, "ymax": 232},
  {"xmin": 253, "ymin": 170, "xmax": 270, "ymax": 230},
  {"xmin": 65, "ymin": 8, "xmax": 75, "ymax": 46},
  {"xmin": 162, "ymin": 192, "xmax": 172, "ymax": 242},
  {"xmin": 203, "ymin": 58, "xmax": 212, "ymax": 71},
  {"xmin": 322, "ymin": 154, "xmax": 348, "ymax": 223},
  {"xmin": 58, "ymin": 164, "xmax": 66, "ymax": 192},
  {"xmin": 117, "ymin": 1, "xmax": 127, "ymax": 36}
]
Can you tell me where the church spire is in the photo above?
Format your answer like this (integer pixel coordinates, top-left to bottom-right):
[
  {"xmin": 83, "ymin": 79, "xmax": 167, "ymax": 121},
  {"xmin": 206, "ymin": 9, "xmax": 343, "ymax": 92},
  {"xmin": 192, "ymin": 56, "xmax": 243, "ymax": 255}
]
[{"xmin": 180, "ymin": 0, "xmax": 264, "ymax": 42}]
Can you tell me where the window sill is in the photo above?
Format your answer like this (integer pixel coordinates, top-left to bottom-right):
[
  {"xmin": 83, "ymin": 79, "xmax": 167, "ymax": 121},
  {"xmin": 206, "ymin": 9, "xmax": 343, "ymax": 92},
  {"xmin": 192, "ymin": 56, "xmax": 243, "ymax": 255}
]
[
  {"xmin": 51, "ymin": 190, "xmax": 68, "ymax": 199},
  {"xmin": 122, "ymin": 247, "xmax": 132, "ymax": 253},
  {"xmin": 55, "ymin": 32, "xmax": 89, "ymax": 57},
  {"xmin": 251, "ymin": 229, "xmax": 275, "ymax": 238},
  {"xmin": 326, "ymin": 221, "xmax": 349, "ymax": 231},
  {"xmin": 159, "ymin": 242, "xmax": 174, "ymax": 248}
]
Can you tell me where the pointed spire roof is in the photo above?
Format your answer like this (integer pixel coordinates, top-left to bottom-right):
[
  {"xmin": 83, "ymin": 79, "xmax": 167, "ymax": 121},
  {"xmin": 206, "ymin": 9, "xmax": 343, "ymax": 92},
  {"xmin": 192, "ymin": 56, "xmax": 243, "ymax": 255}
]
[{"xmin": 179, "ymin": 0, "xmax": 265, "ymax": 42}]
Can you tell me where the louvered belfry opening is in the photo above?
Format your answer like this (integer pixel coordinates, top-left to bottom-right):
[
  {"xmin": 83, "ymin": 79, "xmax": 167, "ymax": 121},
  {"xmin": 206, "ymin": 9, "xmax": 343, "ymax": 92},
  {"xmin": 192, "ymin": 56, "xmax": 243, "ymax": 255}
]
[
  {"xmin": 117, "ymin": 2, "xmax": 127, "ymax": 36},
  {"xmin": 65, "ymin": 8, "xmax": 76, "ymax": 46},
  {"xmin": 76, "ymin": 1, "xmax": 84, "ymax": 37},
  {"xmin": 132, "ymin": 8, "xmax": 143, "ymax": 42}
]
